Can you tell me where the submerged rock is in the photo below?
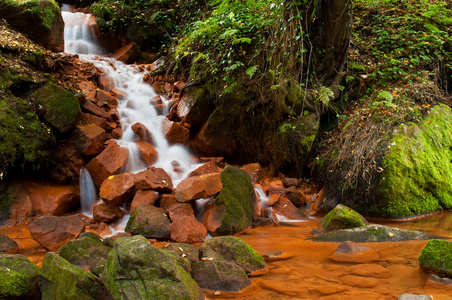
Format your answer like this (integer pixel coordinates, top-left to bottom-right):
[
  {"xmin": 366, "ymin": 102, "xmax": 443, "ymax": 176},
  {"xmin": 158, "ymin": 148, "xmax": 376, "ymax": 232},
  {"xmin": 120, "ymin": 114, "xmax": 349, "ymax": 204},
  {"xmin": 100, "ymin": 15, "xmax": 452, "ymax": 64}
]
[
  {"xmin": 310, "ymin": 224, "xmax": 444, "ymax": 243},
  {"xmin": 0, "ymin": 254, "xmax": 40, "ymax": 300},
  {"xmin": 320, "ymin": 204, "xmax": 369, "ymax": 231},
  {"xmin": 100, "ymin": 235, "xmax": 204, "ymax": 300},
  {"xmin": 329, "ymin": 241, "xmax": 380, "ymax": 263},
  {"xmin": 418, "ymin": 239, "xmax": 452, "ymax": 278}
]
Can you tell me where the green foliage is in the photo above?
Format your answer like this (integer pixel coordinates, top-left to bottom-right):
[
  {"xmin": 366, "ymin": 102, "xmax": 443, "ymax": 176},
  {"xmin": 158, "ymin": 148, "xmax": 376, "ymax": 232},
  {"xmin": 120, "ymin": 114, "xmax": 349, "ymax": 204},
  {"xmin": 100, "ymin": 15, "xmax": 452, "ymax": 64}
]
[{"xmin": 418, "ymin": 239, "xmax": 452, "ymax": 278}]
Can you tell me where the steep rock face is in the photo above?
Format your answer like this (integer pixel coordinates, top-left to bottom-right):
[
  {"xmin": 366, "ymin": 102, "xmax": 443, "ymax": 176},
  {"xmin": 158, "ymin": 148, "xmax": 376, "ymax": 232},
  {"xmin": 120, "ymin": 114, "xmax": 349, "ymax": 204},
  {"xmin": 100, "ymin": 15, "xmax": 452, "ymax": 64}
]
[
  {"xmin": 0, "ymin": 0, "xmax": 64, "ymax": 52},
  {"xmin": 376, "ymin": 104, "xmax": 452, "ymax": 217},
  {"xmin": 100, "ymin": 235, "xmax": 204, "ymax": 300}
]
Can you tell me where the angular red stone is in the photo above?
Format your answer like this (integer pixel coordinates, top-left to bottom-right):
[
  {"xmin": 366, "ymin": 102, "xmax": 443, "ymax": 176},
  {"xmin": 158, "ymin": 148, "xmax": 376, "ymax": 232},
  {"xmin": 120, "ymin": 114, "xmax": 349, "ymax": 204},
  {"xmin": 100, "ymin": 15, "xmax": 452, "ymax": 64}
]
[
  {"xmin": 188, "ymin": 161, "xmax": 220, "ymax": 177},
  {"xmin": 170, "ymin": 216, "xmax": 207, "ymax": 243},
  {"xmin": 27, "ymin": 181, "xmax": 79, "ymax": 216},
  {"xmin": 131, "ymin": 122, "xmax": 154, "ymax": 144},
  {"xmin": 136, "ymin": 141, "xmax": 158, "ymax": 167},
  {"xmin": 99, "ymin": 173, "xmax": 136, "ymax": 206},
  {"xmin": 130, "ymin": 190, "xmax": 158, "ymax": 213},
  {"xmin": 96, "ymin": 89, "xmax": 118, "ymax": 106},
  {"xmin": 86, "ymin": 144, "xmax": 129, "ymax": 187},
  {"xmin": 134, "ymin": 167, "xmax": 173, "ymax": 192},
  {"xmin": 93, "ymin": 202, "xmax": 124, "ymax": 223},
  {"xmin": 74, "ymin": 124, "xmax": 106, "ymax": 156},
  {"xmin": 161, "ymin": 118, "xmax": 190, "ymax": 145},
  {"xmin": 175, "ymin": 173, "xmax": 222, "ymax": 202}
]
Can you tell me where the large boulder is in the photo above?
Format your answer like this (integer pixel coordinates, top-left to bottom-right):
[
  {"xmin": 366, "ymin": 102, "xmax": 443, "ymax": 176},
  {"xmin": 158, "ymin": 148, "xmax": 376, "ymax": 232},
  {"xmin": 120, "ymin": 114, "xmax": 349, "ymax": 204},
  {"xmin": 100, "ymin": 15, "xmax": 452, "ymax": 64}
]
[
  {"xmin": 125, "ymin": 204, "xmax": 170, "ymax": 238},
  {"xmin": 203, "ymin": 166, "xmax": 257, "ymax": 236},
  {"xmin": 99, "ymin": 173, "xmax": 136, "ymax": 206},
  {"xmin": 164, "ymin": 243, "xmax": 200, "ymax": 265},
  {"xmin": 74, "ymin": 124, "xmax": 106, "ymax": 156},
  {"xmin": 0, "ymin": 234, "xmax": 19, "ymax": 254},
  {"xmin": 0, "ymin": 254, "xmax": 40, "ymax": 300},
  {"xmin": 100, "ymin": 235, "xmax": 204, "ymax": 300},
  {"xmin": 320, "ymin": 204, "xmax": 369, "ymax": 231},
  {"xmin": 93, "ymin": 202, "xmax": 124, "ymax": 223},
  {"xmin": 0, "ymin": 0, "xmax": 64, "ymax": 52},
  {"xmin": 40, "ymin": 252, "xmax": 111, "ymax": 300},
  {"xmin": 27, "ymin": 181, "xmax": 79, "ymax": 216},
  {"xmin": 310, "ymin": 225, "xmax": 444, "ymax": 243},
  {"xmin": 86, "ymin": 144, "xmax": 129, "ymax": 187},
  {"xmin": 134, "ymin": 167, "xmax": 173, "ymax": 192},
  {"xmin": 199, "ymin": 236, "xmax": 267, "ymax": 276},
  {"xmin": 175, "ymin": 173, "xmax": 222, "ymax": 202},
  {"xmin": 29, "ymin": 216, "xmax": 84, "ymax": 251},
  {"xmin": 418, "ymin": 239, "xmax": 452, "ymax": 278},
  {"xmin": 376, "ymin": 104, "xmax": 452, "ymax": 217}
]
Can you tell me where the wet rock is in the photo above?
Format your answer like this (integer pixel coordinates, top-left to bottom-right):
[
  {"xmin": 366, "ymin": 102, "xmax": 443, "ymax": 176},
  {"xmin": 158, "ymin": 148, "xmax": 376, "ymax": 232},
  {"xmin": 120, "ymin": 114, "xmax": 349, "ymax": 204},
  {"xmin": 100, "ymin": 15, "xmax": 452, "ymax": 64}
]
[
  {"xmin": 110, "ymin": 127, "xmax": 123, "ymax": 139},
  {"xmin": 203, "ymin": 166, "xmax": 256, "ymax": 236},
  {"xmin": 79, "ymin": 81, "xmax": 97, "ymax": 98},
  {"xmin": 348, "ymin": 263, "xmax": 391, "ymax": 279},
  {"xmin": 272, "ymin": 197, "xmax": 308, "ymax": 221},
  {"xmin": 283, "ymin": 188, "xmax": 304, "ymax": 207},
  {"xmin": 131, "ymin": 122, "xmax": 154, "ymax": 144},
  {"xmin": 0, "ymin": 180, "xmax": 32, "ymax": 229},
  {"xmin": 134, "ymin": 167, "xmax": 173, "ymax": 192},
  {"xmin": 329, "ymin": 241, "xmax": 380, "ymax": 263},
  {"xmin": 177, "ymin": 85, "xmax": 212, "ymax": 129},
  {"xmin": 397, "ymin": 294, "xmax": 432, "ymax": 300},
  {"xmin": 0, "ymin": 234, "xmax": 18, "ymax": 254},
  {"xmin": 170, "ymin": 216, "xmax": 207, "ymax": 244},
  {"xmin": 425, "ymin": 273, "xmax": 452, "ymax": 289},
  {"xmin": 27, "ymin": 181, "xmax": 79, "ymax": 216},
  {"xmin": 167, "ymin": 203, "xmax": 195, "ymax": 221},
  {"xmin": 96, "ymin": 89, "xmax": 118, "ymax": 106},
  {"xmin": 130, "ymin": 189, "xmax": 158, "ymax": 212},
  {"xmin": 164, "ymin": 243, "xmax": 199, "ymax": 265},
  {"xmin": 310, "ymin": 224, "xmax": 444, "ymax": 243},
  {"xmin": 262, "ymin": 251, "xmax": 294, "ymax": 262},
  {"xmin": 29, "ymin": 216, "xmax": 84, "ymax": 252},
  {"xmin": 74, "ymin": 124, "xmax": 106, "ymax": 156},
  {"xmin": 58, "ymin": 235, "xmax": 112, "ymax": 275},
  {"xmin": 175, "ymin": 173, "xmax": 222, "ymax": 203},
  {"xmin": 159, "ymin": 193, "xmax": 177, "ymax": 210},
  {"xmin": 81, "ymin": 113, "xmax": 111, "ymax": 131},
  {"xmin": 199, "ymin": 236, "xmax": 267, "ymax": 276},
  {"xmin": 191, "ymin": 260, "xmax": 251, "ymax": 292},
  {"xmin": 112, "ymin": 42, "xmax": 140, "ymax": 64},
  {"xmin": 99, "ymin": 173, "xmax": 136, "ymax": 206},
  {"xmin": 40, "ymin": 252, "xmax": 112, "ymax": 299},
  {"xmin": 93, "ymin": 202, "xmax": 124, "ymax": 223},
  {"xmin": 188, "ymin": 161, "xmax": 221, "ymax": 177},
  {"xmin": 81, "ymin": 98, "xmax": 111, "ymax": 119},
  {"xmin": 100, "ymin": 235, "xmax": 204, "ymax": 300},
  {"xmin": 110, "ymin": 88, "xmax": 127, "ymax": 100},
  {"xmin": 241, "ymin": 163, "xmax": 271, "ymax": 183},
  {"xmin": 320, "ymin": 204, "xmax": 369, "ymax": 231},
  {"xmin": 162, "ymin": 118, "xmax": 190, "ymax": 145},
  {"xmin": 98, "ymin": 75, "xmax": 115, "ymax": 91},
  {"xmin": 191, "ymin": 116, "xmax": 236, "ymax": 157},
  {"xmin": 136, "ymin": 140, "xmax": 158, "ymax": 166},
  {"xmin": 125, "ymin": 204, "xmax": 170, "ymax": 238},
  {"xmin": 0, "ymin": 254, "xmax": 40, "ymax": 299},
  {"xmin": 418, "ymin": 239, "xmax": 452, "ymax": 278},
  {"xmin": 86, "ymin": 144, "xmax": 129, "ymax": 187}
]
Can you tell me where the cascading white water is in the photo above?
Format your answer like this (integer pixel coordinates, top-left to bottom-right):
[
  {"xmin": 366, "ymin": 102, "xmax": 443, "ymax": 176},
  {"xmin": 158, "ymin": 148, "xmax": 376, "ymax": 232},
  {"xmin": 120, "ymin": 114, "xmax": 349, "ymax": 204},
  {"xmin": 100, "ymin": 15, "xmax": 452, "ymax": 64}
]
[
  {"xmin": 63, "ymin": 7, "xmax": 200, "ymax": 217},
  {"xmin": 79, "ymin": 167, "xmax": 97, "ymax": 216}
]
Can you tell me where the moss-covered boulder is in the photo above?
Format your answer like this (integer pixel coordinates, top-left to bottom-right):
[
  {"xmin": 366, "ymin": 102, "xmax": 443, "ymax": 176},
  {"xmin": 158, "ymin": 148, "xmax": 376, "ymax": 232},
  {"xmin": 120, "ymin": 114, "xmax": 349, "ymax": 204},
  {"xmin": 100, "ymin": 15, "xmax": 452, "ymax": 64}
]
[
  {"xmin": 376, "ymin": 104, "xmax": 452, "ymax": 217},
  {"xmin": 0, "ymin": 254, "xmax": 40, "ymax": 300},
  {"xmin": 191, "ymin": 260, "xmax": 251, "ymax": 292},
  {"xmin": 0, "ymin": 0, "xmax": 64, "ymax": 51},
  {"xmin": 28, "ymin": 82, "xmax": 81, "ymax": 134},
  {"xmin": 310, "ymin": 225, "xmax": 444, "ymax": 243},
  {"xmin": 164, "ymin": 243, "xmax": 200, "ymax": 265},
  {"xmin": 320, "ymin": 204, "xmax": 369, "ymax": 231},
  {"xmin": 199, "ymin": 236, "xmax": 267, "ymax": 276},
  {"xmin": 205, "ymin": 166, "xmax": 257, "ymax": 236},
  {"xmin": 40, "ymin": 252, "xmax": 112, "ymax": 300},
  {"xmin": 125, "ymin": 204, "xmax": 171, "ymax": 238},
  {"xmin": 58, "ymin": 235, "xmax": 112, "ymax": 276},
  {"xmin": 418, "ymin": 239, "xmax": 452, "ymax": 278},
  {"xmin": 100, "ymin": 235, "xmax": 204, "ymax": 300}
]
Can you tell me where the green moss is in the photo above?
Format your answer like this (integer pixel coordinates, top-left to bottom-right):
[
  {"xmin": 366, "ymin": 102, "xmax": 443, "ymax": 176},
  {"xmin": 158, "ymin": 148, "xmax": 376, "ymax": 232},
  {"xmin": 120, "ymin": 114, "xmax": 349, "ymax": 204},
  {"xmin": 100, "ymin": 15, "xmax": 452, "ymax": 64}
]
[
  {"xmin": 375, "ymin": 104, "xmax": 452, "ymax": 217},
  {"xmin": 0, "ymin": 184, "xmax": 15, "ymax": 225},
  {"xmin": 0, "ymin": 254, "xmax": 40, "ymax": 299},
  {"xmin": 321, "ymin": 204, "xmax": 369, "ymax": 231},
  {"xmin": 418, "ymin": 239, "xmax": 452, "ymax": 278},
  {"xmin": 19, "ymin": 0, "xmax": 60, "ymax": 31}
]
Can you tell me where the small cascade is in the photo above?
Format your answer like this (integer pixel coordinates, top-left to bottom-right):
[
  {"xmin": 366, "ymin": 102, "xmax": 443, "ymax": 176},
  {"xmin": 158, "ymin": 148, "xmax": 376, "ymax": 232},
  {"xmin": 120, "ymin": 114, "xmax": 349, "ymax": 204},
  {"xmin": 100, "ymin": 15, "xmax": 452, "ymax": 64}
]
[
  {"xmin": 255, "ymin": 186, "xmax": 269, "ymax": 213},
  {"xmin": 79, "ymin": 167, "xmax": 98, "ymax": 216}
]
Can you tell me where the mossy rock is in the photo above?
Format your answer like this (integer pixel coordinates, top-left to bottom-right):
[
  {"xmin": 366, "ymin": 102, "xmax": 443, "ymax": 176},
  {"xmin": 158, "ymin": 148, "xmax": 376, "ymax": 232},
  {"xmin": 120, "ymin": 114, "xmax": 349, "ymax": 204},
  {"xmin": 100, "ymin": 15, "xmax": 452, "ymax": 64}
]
[
  {"xmin": 210, "ymin": 166, "xmax": 257, "ymax": 236},
  {"xmin": 100, "ymin": 235, "xmax": 204, "ymax": 300},
  {"xmin": 125, "ymin": 204, "xmax": 170, "ymax": 238},
  {"xmin": 376, "ymin": 104, "xmax": 452, "ymax": 217},
  {"xmin": 58, "ymin": 235, "xmax": 112, "ymax": 276},
  {"xmin": 28, "ymin": 82, "xmax": 80, "ymax": 134},
  {"xmin": 199, "ymin": 236, "xmax": 267, "ymax": 276},
  {"xmin": 418, "ymin": 239, "xmax": 452, "ymax": 278},
  {"xmin": 40, "ymin": 252, "xmax": 112, "ymax": 300},
  {"xmin": 0, "ymin": 0, "xmax": 64, "ymax": 51},
  {"xmin": 0, "ymin": 254, "xmax": 40, "ymax": 299},
  {"xmin": 321, "ymin": 204, "xmax": 369, "ymax": 231},
  {"xmin": 310, "ymin": 225, "xmax": 445, "ymax": 243},
  {"xmin": 164, "ymin": 243, "xmax": 200, "ymax": 265}
]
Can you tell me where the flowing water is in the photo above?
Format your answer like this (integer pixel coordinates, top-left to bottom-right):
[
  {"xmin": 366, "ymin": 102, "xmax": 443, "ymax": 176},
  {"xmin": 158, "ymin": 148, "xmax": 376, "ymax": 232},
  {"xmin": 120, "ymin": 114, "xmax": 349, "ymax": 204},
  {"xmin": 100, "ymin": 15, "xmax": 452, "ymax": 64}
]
[{"xmin": 37, "ymin": 7, "xmax": 452, "ymax": 299}]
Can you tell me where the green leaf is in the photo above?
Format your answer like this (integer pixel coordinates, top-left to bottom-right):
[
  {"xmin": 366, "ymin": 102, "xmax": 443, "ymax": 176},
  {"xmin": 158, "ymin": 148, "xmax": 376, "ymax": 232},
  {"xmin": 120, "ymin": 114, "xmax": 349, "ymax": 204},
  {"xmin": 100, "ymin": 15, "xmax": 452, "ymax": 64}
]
[{"xmin": 245, "ymin": 65, "xmax": 258, "ymax": 79}]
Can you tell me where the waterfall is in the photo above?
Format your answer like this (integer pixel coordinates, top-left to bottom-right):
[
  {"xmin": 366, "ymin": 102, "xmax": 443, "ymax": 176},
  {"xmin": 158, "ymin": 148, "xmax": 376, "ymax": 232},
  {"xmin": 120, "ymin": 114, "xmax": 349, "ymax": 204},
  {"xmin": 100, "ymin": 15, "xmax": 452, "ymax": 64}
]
[{"xmin": 79, "ymin": 167, "xmax": 97, "ymax": 216}]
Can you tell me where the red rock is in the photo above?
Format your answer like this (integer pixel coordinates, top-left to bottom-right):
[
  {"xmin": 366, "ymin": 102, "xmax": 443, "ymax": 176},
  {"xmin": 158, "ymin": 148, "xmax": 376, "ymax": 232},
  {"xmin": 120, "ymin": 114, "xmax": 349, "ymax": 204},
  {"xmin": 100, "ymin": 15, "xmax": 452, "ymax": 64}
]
[
  {"xmin": 27, "ymin": 181, "xmax": 79, "ymax": 216},
  {"xmin": 74, "ymin": 124, "xmax": 106, "ymax": 156},
  {"xmin": 96, "ymin": 89, "xmax": 118, "ymax": 106},
  {"xmin": 99, "ymin": 173, "xmax": 136, "ymax": 206},
  {"xmin": 130, "ymin": 190, "xmax": 158, "ymax": 213},
  {"xmin": 84, "ymin": 222, "xmax": 112, "ymax": 237},
  {"xmin": 29, "ymin": 216, "xmax": 84, "ymax": 252},
  {"xmin": 348, "ymin": 264, "xmax": 391, "ymax": 279},
  {"xmin": 190, "ymin": 121, "xmax": 236, "ymax": 157},
  {"xmin": 79, "ymin": 81, "xmax": 97, "ymax": 98},
  {"xmin": 170, "ymin": 216, "xmax": 207, "ymax": 243},
  {"xmin": 329, "ymin": 241, "xmax": 381, "ymax": 263},
  {"xmin": 0, "ymin": 181, "xmax": 32, "ymax": 229},
  {"xmin": 110, "ymin": 127, "xmax": 123, "ymax": 139},
  {"xmin": 98, "ymin": 75, "xmax": 115, "ymax": 91},
  {"xmin": 134, "ymin": 167, "xmax": 173, "ymax": 192},
  {"xmin": 161, "ymin": 118, "xmax": 190, "ymax": 145},
  {"xmin": 188, "ymin": 161, "xmax": 221, "ymax": 177},
  {"xmin": 271, "ymin": 197, "xmax": 307, "ymax": 221},
  {"xmin": 81, "ymin": 99, "xmax": 111, "ymax": 120},
  {"xmin": 108, "ymin": 107, "xmax": 120, "ymax": 121},
  {"xmin": 150, "ymin": 95, "xmax": 163, "ymax": 105},
  {"xmin": 93, "ymin": 202, "xmax": 124, "ymax": 223},
  {"xmin": 86, "ymin": 144, "xmax": 129, "ymax": 187},
  {"xmin": 154, "ymin": 103, "xmax": 165, "ymax": 114},
  {"xmin": 81, "ymin": 113, "xmax": 110, "ymax": 131},
  {"xmin": 136, "ymin": 141, "xmax": 158, "ymax": 167},
  {"xmin": 175, "ymin": 173, "xmax": 222, "ymax": 202},
  {"xmin": 241, "ymin": 163, "xmax": 271, "ymax": 183},
  {"xmin": 266, "ymin": 194, "xmax": 280, "ymax": 206},
  {"xmin": 110, "ymin": 88, "xmax": 127, "ymax": 100},
  {"xmin": 167, "ymin": 203, "xmax": 195, "ymax": 221},
  {"xmin": 131, "ymin": 122, "xmax": 154, "ymax": 144},
  {"xmin": 159, "ymin": 194, "xmax": 177, "ymax": 211},
  {"xmin": 112, "ymin": 43, "xmax": 140, "ymax": 64},
  {"xmin": 49, "ymin": 144, "xmax": 85, "ymax": 184},
  {"xmin": 152, "ymin": 81, "xmax": 162, "ymax": 92},
  {"xmin": 174, "ymin": 80, "xmax": 186, "ymax": 92},
  {"xmin": 164, "ymin": 82, "xmax": 174, "ymax": 94}
]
